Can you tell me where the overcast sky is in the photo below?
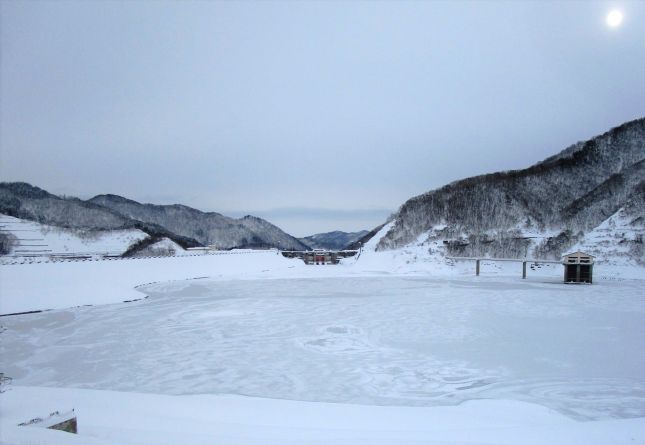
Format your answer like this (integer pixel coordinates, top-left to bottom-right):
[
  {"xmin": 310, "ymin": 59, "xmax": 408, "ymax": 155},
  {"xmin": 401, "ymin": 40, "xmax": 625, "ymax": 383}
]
[{"xmin": 1, "ymin": 1, "xmax": 644, "ymax": 236}]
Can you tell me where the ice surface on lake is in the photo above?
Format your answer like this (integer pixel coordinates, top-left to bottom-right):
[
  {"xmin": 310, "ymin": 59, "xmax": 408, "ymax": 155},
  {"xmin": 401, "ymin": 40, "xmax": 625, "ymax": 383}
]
[{"xmin": 2, "ymin": 276, "xmax": 644, "ymax": 420}]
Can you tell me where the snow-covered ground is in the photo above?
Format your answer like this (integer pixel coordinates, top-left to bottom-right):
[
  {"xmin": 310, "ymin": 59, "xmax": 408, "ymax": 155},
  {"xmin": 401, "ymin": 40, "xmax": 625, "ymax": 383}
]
[
  {"xmin": 0, "ymin": 250, "xmax": 297, "ymax": 314},
  {"xmin": 1, "ymin": 245, "xmax": 644, "ymax": 444},
  {"xmin": 3, "ymin": 386, "xmax": 644, "ymax": 445}
]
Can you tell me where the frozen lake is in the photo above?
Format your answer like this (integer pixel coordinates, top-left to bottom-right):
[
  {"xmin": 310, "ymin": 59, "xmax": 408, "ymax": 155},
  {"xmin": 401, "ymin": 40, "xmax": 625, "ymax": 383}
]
[{"xmin": 2, "ymin": 276, "xmax": 644, "ymax": 420}]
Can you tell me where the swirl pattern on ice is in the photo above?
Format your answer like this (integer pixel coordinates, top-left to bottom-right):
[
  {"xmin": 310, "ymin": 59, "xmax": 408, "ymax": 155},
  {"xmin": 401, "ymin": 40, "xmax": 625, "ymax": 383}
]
[{"xmin": 1, "ymin": 276, "xmax": 644, "ymax": 421}]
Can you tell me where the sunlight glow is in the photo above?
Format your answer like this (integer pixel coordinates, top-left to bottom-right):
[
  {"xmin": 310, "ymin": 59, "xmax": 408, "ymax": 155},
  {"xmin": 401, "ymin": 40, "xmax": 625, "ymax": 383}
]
[{"xmin": 606, "ymin": 9, "xmax": 623, "ymax": 28}]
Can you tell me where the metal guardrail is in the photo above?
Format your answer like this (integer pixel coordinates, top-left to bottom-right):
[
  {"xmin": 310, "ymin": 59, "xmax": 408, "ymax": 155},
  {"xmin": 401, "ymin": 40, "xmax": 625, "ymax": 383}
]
[
  {"xmin": 446, "ymin": 256, "xmax": 562, "ymax": 278},
  {"xmin": 446, "ymin": 256, "xmax": 561, "ymax": 263}
]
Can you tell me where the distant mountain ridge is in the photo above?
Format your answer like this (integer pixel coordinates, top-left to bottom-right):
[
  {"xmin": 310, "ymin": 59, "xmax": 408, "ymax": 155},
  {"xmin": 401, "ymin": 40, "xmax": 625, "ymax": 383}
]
[
  {"xmin": 89, "ymin": 194, "xmax": 308, "ymax": 250},
  {"xmin": 299, "ymin": 230, "xmax": 369, "ymax": 250},
  {"xmin": 0, "ymin": 183, "xmax": 309, "ymax": 252},
  {"xmin": 373, "ymin": 118, "xmax": 645, "ymax": 264}
]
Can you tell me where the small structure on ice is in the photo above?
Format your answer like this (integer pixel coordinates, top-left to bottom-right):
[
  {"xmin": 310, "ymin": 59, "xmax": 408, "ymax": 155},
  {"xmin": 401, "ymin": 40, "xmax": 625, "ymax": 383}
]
[
  {"xmin": 18, "ymin": 409, "xmax": 77, "ymax": 434},
  {"xmin": 562, "ymin": 251, "xmax": 594, "ymax": 283}
]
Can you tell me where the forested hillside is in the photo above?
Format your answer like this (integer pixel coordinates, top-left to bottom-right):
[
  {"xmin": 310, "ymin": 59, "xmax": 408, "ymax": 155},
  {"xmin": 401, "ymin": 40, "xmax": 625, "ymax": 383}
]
[
  {"xmin": 0, "ymin": 183, "xmax": 308, "ymax": 251},
  {"xmin": 88, "ymin": 195, "xmax": 308, "ymax": 250},
  {"xmin": 300, "ymin": 230, "xmax": 369, "ymax": 250},
  {"xmin": 376, "ymin": 118, "xmax": 645, "ymax": 262}
]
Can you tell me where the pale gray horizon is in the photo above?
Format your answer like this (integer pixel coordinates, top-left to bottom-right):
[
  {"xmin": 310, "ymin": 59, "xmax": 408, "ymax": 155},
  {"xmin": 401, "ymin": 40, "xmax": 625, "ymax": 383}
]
[{"xmin": 2, "ymin": 1, "xmax": 644, "ymax": 237}]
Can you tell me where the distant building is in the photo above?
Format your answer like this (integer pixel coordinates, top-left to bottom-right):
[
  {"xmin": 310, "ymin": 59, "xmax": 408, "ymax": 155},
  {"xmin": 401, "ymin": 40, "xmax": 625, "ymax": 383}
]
[
  {"xmin": 562, "ymin": 251, "xmax": 594, "ymax": 283},
  {"xmin": 281, "ymin": 249, "xmax": 358, "ymax": 265}
]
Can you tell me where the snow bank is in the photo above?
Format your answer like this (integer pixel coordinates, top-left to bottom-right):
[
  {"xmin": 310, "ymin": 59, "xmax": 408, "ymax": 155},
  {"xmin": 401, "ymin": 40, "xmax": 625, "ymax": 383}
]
[
  {"xmin": 0, "ymin": 251, "xmax": 303, "ymax": 315},
  {"xmin": 2, "ymin": 386, "xmax": 644, "ymax": 445}
]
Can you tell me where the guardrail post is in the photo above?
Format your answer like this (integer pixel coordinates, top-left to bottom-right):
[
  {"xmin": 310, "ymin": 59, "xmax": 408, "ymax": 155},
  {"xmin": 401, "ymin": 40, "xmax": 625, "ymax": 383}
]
[
  {"xmin": 522, "ymin": 261, "xmax": 527, "ymax": 279},
  {"xmin": 475, "ymin": 259, "xmax": 480, "ymax": 276}
]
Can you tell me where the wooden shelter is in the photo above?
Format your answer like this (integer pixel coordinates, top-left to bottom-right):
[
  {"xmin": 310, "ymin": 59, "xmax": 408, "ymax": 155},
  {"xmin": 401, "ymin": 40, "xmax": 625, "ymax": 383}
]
[{"xmin": 562, "ymin": 251, "xmax": 594, "ymax": 283}]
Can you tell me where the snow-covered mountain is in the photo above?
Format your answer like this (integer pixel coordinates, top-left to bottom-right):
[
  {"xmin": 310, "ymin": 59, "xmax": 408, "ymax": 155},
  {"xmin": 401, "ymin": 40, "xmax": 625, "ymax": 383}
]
[
  {"xmin": 1, "ymin": 184, "xmax": 310, "ymax": 252},
  {"xmin": 88, "ymin": 195, "xmax": 308, "ymax": 250},
  {"xmin": 0, "ymin": 183, "xmax": 308, "ymax": 253},
  {"xmin": 372, "ymin": 118, "xmax": 645, "ymax": 265},
  {"xmin": 299, "ymin": 230, "xmax": 369, "ymax": 250},
  {"xmin": 0, "ymin": 183, "xmax": 200, "ymax": 254}
]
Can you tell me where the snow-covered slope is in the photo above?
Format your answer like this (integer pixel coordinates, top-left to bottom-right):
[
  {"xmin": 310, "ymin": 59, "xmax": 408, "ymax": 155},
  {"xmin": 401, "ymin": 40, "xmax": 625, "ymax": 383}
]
[
  {"xmin": 0, "ymin": 214, "xmax": 148, "ymax": 259},
  {"xmin": 568, "ymin": 204, "xmax": 644, "ymax": 267}
]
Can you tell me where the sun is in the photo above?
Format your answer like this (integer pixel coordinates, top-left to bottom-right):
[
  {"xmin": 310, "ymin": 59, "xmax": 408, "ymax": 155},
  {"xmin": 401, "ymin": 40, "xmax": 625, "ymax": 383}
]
[{"xmin": 606, "ymin": 9, "xmax": 623, "ymax": 28}]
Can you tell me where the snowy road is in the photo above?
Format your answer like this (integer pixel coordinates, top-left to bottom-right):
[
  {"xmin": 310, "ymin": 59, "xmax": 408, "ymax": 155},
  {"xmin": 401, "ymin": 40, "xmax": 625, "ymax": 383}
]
[{"xmin": 2, "ymin": 276, "xmax": 644, "ymax": 421}]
